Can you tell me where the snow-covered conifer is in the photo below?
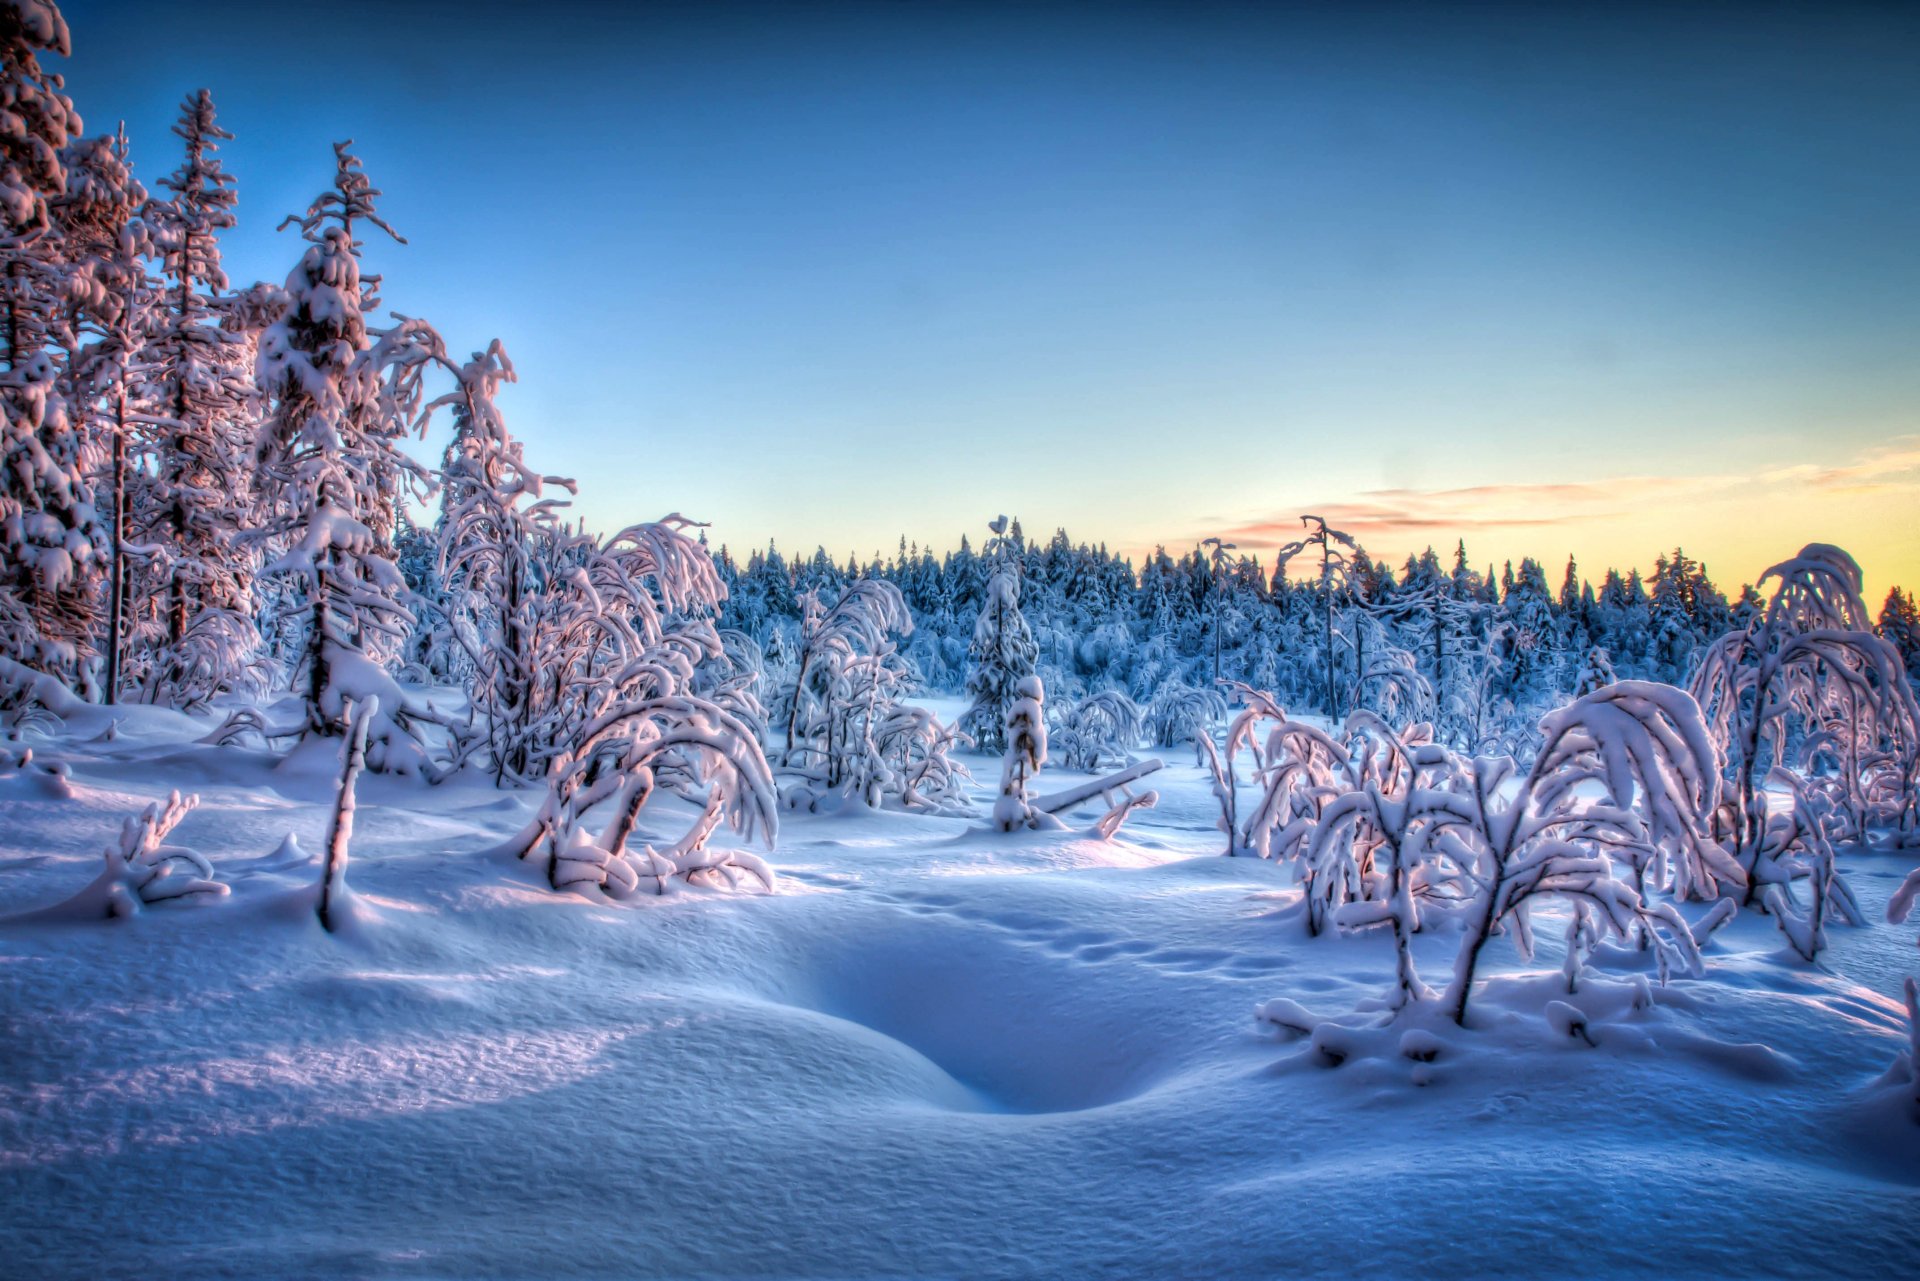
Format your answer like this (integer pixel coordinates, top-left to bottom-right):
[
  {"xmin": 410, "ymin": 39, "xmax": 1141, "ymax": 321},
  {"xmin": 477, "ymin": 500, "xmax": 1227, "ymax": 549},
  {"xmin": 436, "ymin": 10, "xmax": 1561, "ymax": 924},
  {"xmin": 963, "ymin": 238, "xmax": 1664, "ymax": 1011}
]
[
  {"xmin": 430, "ymin": 340, "xmax": 585, "ymax": 780},
  {"xmin": 131, "ymin": 88, "xmax": 259, "ymax": 706},
  {"xmin": 250, "ymin": 142, "xmax": 447, "ymax": 768},
  {"xmin": 0, "ymin": 4, "xmax": 96, "ymax": 685},
  {"xmin": 962, "ymin": 515, "xmax": 1038, "ymax": 753}
]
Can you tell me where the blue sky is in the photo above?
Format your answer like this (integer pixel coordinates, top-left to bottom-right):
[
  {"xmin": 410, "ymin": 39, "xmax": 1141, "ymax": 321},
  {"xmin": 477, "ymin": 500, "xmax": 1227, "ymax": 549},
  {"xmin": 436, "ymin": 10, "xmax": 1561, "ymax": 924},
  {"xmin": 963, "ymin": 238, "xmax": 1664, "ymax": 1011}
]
[{"xmin": 61, "ymin": 0, "xmax": 1920, "ymax": 594}]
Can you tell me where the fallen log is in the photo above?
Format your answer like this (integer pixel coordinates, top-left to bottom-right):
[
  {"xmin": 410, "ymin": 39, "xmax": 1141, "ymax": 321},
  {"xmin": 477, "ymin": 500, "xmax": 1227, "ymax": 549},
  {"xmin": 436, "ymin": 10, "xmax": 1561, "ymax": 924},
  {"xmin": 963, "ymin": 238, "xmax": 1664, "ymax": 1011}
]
[{"xmin": 1034, "ymin": 757, "xmax": 1164, "ymax": 816}]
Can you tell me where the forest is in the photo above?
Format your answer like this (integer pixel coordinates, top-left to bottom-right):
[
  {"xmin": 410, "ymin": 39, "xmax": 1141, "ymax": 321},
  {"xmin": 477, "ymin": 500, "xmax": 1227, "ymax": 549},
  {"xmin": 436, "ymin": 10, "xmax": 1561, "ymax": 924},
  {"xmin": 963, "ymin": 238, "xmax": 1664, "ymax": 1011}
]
[{"xmin": 2, "ymin": 3, "xmax": 1917, "ymax": 1278}]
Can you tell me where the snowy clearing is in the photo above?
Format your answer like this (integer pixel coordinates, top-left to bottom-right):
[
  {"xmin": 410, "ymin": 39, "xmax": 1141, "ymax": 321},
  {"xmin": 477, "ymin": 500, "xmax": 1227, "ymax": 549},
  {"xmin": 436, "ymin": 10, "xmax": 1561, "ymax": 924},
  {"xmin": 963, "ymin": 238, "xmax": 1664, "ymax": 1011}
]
[{"xmin": 2, "ymin": 697, "xmax": 1915, "ymax": 1280}]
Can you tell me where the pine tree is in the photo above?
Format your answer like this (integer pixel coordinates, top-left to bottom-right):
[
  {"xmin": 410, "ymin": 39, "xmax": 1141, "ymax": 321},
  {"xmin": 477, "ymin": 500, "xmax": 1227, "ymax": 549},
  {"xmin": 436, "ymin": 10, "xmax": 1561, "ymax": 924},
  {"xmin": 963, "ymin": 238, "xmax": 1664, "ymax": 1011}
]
[
  {"xmin": 252, "ymin": 141, "xmax": 445, "ymax": 763},
  {"xmin": 131, "ymin": 89, "xmax": 258, "ymax": 704},
  {"xmin": 963, "ymin": 515, "xmax": 1038, "ymax": 753},
  {"xmin": 0, "ymin": 2, "xmax": 95, "ymax": 685},
  {"xmin": 47, "ymin": 126, "xmax": 147, "ymax": 696}
]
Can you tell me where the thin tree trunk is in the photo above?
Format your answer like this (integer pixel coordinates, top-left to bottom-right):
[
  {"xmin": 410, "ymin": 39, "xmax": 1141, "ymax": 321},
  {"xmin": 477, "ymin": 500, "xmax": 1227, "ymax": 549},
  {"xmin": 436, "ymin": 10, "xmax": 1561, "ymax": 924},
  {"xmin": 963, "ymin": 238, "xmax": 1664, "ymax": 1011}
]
[
  {"xmin": 317, "ymin": 698, "xmax": 373, "ymax": 932},
  {"xmin": 105, "ymin": 386, "xmax": 127, "ymax": 705}
]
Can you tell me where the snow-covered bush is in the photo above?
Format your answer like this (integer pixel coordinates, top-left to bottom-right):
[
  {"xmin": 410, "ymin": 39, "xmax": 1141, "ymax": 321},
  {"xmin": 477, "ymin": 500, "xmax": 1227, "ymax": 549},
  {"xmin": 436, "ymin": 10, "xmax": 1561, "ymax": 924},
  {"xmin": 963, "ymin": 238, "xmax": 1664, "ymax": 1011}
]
[
  {"xmin": 1430, "ymin": 682, "xmax": 1720, "ymax": 1024},
  {"xmin": 777, "ymin": 579, "xmax": 916, "ymax": 806},
  {"xmin": 1145, "ymin": 680, "xmax": 1226, "ymax": 754},
  {"xmin": 1691, "ymin": 545, "xmax": 1920, "ymax": 899},
  {"xmin": 491, "ymin": 515, "xmax": 782, "ymax": 897},
  {"xmin": 1760, "ymin": 787, "xmax": 1864, "ymax": 962},
  {"xmin": 505, "ymin": 692, "xmax": 778, "ymax": 898},
  {"xmin": 872, "ymin": 703, "xmax": 974, "ymax": 815},
  {"xmin": 32, "ymin": 790, "xmax": 227, "ymax": 920},
  {"xmin": 1303, "ymin": 719, "xmax": 1455, "ymax": 1010},
  {"xmin": 1051, "ymin": 688, "xmax": 1143, "ymax": 771}
]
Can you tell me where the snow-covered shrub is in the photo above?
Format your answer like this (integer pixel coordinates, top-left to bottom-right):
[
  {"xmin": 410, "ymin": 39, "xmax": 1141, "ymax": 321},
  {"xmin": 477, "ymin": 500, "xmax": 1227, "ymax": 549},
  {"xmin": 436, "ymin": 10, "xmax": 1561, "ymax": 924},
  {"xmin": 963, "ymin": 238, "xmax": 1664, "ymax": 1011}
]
[
  {"xmin": 1758, "ymin": 785, "xmax": 1865, "ymax": 962},
  {"xmin": 1145, "ymin": 680, "xmax": 1226, "ymax": 754},
  {"xmin": 1213, "ymin": 686, "xmax": 1354, "ymax": 881},
  {"xmin": 1693, "ymin": 547, "xmax": 1920, "ymax": 900},
  {"xmin": 1303, "ymin": 720, "xmax": 1456, "ymax": 1010},
  {"xmin": 777, "ymin": 579, "xmax": 921, "ymax": 809},
  {"xmin": 1431, "ymin": 682, "xmax": 1720, "ymax": 1025},
  {"xmin": 38, "ymin": 790, "xmax": 227, "ymax": 919},
  {"xmin": 487, "ymin": 514, "xmax": 781, "ymax": 896},
  {"xmin": 1051, "ymin": 688, "xmax": 1143, "ymax": 772},
  {"xmin": 507, "ymin": 692, "xmax": 778, "ymax": 897},
  {"xmin": 872, "ymin": 704, "xmax": 973, "ymax": 815}
]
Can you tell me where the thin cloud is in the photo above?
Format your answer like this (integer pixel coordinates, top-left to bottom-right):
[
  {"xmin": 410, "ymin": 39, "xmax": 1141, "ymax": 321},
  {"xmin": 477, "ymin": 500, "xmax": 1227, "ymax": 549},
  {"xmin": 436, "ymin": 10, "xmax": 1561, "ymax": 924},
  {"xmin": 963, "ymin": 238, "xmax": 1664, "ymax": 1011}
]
[
  {"xmin": 1758, "ymin": 433, "xmax": 1920, "ymax": 491},
  {"xmin": 1203, "ymin": 434, "xmax": 1916, "ymax": 556},
  {"xmin": 1211, "ymin": 475, "xmax": 1729, "ymax": 549}
]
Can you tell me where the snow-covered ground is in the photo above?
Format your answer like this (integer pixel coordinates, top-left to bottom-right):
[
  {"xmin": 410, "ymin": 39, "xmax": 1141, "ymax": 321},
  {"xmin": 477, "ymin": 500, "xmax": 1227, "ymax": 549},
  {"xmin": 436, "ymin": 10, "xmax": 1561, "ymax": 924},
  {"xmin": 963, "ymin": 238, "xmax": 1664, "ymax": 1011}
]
[{"xmin": 2, "ymin": 697, "xmax": 1917, "ymax": 1280}]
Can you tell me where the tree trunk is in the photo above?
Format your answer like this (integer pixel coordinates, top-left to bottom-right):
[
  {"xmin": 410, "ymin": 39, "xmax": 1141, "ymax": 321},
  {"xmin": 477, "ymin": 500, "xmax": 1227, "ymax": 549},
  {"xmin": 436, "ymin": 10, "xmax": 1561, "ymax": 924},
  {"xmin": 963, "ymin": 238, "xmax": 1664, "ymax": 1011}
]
[
  {"xmin": 317, "ymin": 699, "xmax": 373, "ymax": 932},
  {"xmin": 105, "ymin": 386, "xmax": 127, "ymax": 705}
]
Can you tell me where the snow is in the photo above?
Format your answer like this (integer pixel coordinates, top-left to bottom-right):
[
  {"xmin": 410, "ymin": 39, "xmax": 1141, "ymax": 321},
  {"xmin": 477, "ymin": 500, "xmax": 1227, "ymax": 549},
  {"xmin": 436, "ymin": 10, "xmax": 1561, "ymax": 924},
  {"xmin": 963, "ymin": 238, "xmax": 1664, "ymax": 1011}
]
[{"xmin": 2, "ymin": 696, "xmax": 1916, "ymax": 1279}]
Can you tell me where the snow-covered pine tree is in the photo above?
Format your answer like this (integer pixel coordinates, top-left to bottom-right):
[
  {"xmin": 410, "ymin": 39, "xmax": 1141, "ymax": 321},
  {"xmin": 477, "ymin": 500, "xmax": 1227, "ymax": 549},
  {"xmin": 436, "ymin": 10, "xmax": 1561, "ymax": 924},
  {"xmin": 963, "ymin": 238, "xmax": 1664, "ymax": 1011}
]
[
  {"xmin": 251, "ymin": 141, "xmax": 447, "ymax": 768},
  {"xmin": 0, "ymin": 1, "xmax": 97, "ymax": 686},
  {"xmin": 47, "ymin": 126, "xmax": 148, "ymax": 700},
  {"xmin": 963, "ymin": 515, "xmax": 1038, "ymax": 753},
  {"xmin": 132, "ymin": 88, "xmax": 259, "ymax": 706}
]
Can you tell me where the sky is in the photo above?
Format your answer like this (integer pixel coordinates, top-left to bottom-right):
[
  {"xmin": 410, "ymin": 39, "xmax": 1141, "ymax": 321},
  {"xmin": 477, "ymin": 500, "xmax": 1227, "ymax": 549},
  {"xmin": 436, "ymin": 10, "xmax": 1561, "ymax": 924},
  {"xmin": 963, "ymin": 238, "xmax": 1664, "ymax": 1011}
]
[{"xmin": 59, "ymin": 0, "xmax": 1920, "ymax": 599}]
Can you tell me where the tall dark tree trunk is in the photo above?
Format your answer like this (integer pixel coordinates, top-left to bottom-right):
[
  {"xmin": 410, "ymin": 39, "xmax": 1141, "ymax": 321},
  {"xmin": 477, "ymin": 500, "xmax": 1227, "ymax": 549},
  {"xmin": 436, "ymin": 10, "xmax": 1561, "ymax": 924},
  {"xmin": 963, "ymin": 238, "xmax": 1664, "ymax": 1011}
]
[{"xmin": 105, "ymin": 386, "xmax": 127, "ymax": 704}]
